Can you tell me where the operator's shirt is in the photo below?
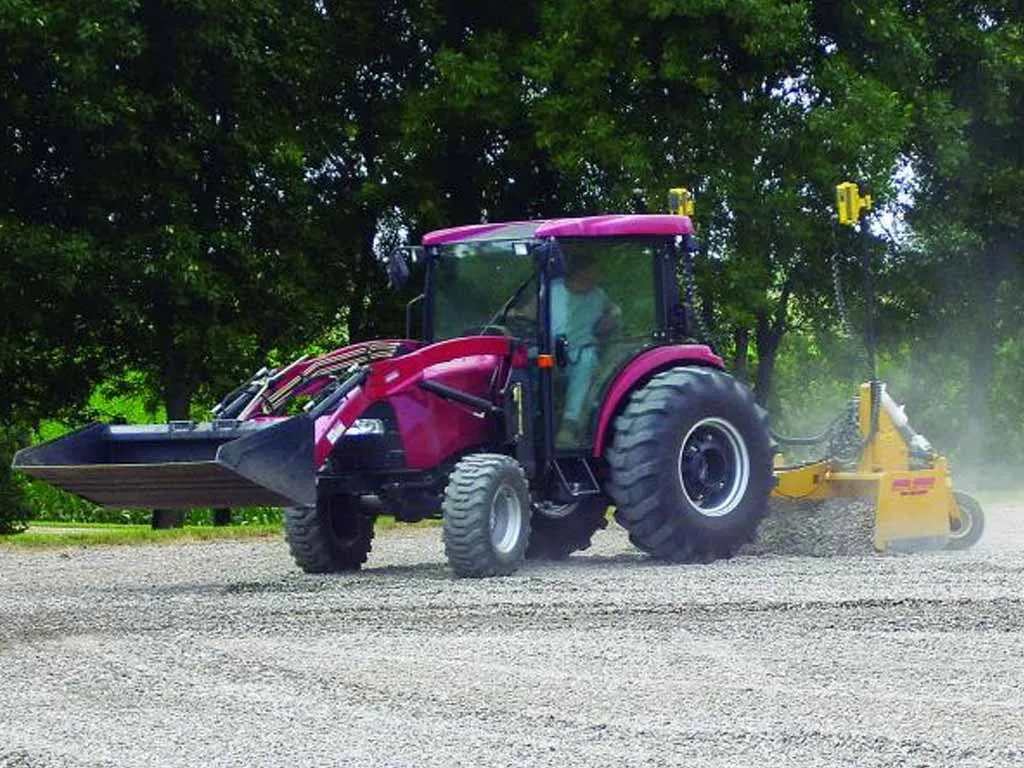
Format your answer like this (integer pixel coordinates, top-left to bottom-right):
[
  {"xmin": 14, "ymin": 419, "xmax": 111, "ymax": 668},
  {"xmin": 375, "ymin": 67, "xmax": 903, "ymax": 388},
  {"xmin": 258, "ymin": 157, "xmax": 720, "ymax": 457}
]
[{"xmin": 550, "ymin": 278, "xmax": 610, "ymax": 351}]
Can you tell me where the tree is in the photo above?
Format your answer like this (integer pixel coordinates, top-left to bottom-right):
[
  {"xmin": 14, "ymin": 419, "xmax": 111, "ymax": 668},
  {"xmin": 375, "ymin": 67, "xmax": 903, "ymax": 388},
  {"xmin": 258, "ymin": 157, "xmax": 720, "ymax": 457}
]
[
  {"xmin": 903, "ymin": 2, "xmax": 1023, "ymax": 470},
  {"xmin": 525, "ymin": 0, "xmax": 919, "ymax": 405},
  {"xmin": 1, "ymin": 0, "xmax": 354, "ymax": 525}
]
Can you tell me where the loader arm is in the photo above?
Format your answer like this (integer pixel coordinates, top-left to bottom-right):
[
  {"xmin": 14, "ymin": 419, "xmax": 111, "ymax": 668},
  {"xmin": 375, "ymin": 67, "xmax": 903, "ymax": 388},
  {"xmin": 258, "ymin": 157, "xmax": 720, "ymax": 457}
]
[
  {"xmin": 310, "ymin": 336, "xmax": 528, "ymax": 467},
  {"xmin": 232, "ymin": 339, "xmax": 418, "ymax": 420}
]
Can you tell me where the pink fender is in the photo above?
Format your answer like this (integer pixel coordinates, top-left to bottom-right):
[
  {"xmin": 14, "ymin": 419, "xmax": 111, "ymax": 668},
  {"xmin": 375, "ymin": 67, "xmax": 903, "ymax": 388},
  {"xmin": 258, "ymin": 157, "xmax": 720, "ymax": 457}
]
[
  {"xmin": 313, "ymin": 336, "xmax": 526, "ymax": 468},
  {"xmin": 591, "ymin": 345, "xmax": 724, "ymax": 457}
]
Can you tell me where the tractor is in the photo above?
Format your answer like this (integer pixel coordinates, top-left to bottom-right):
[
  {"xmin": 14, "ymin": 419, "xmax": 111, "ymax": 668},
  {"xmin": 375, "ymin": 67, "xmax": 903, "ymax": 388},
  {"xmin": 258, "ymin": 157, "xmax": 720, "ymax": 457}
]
[
  {"xmin": 14, "ymin": 187, "xmax": 982, "ymax": 573},
  {"xmin": 15, "ymin": 201, "xmax": 777, "ymax": 576}
]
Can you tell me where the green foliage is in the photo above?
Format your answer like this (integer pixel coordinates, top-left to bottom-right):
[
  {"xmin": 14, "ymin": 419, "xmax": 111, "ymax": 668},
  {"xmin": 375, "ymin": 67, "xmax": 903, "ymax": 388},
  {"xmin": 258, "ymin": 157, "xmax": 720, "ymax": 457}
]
[
  {"xmin": 2, "ymin": 0, "xmax": 1022, "ymax": 526},
  {"xmin": 20, "ymin": 490, "xmax": 282, "ymax": 526},
  {"xmin": 0, "ymin": 426, "xmax": 32, "ymax": 534},
  {"xmin": 1, "ymin": 522, "xmax": 283, "ymax": 549}
]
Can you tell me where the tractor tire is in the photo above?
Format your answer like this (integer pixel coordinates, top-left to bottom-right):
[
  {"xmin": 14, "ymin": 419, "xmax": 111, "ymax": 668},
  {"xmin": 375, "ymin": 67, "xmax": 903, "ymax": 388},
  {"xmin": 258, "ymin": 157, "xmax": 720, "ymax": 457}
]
[
  {"xmin": 442, "ymin": 454, "xmax": 531, "ymax": 578},
  {"xmin": 606, "ymin": 367, "xmax": 774, "ymax": 562},
  {"xmin": 284, "ymin": 494, "xmax": 374, "ymax": 574},
  {"xmin": 526, "ymin": 497, "xmax": 609, "ymax": 560},
  {"xmin": 945, "ymin": 491, "xmax": 985, "ymax": 551}
]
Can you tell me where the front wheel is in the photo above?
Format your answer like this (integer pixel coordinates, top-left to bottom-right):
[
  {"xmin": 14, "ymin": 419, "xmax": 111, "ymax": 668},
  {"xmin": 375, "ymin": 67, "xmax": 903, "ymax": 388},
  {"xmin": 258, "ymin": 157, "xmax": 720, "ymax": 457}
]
[
  {"xmin": 606, "ymin": 367, "xmax": 774, "ymax": 562},
  {"xmin": 442, "ymin": 454, "xmax": 532, "ymax": 577},
  {"xmin": 945, "ymin": 491, "xmax": 985, "ymax": 550},
  {"xmin": 284, "ymin": 494, "xmax": 375, "ymax": 573}
]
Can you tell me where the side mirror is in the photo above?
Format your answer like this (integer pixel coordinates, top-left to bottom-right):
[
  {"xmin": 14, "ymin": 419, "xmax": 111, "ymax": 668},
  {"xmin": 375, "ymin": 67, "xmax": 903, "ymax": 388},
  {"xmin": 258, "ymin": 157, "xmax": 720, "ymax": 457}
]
[{"xmin": 383, "ymin": 245, "xmax": 425, "ymax": 289}]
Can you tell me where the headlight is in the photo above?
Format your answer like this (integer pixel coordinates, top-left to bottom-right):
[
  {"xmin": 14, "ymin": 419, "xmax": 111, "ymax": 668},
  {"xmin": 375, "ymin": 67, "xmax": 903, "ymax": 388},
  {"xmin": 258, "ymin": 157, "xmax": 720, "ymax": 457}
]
[{"xmin": 346, "ymin": 418, "xmax": 386, "ymax": 436}]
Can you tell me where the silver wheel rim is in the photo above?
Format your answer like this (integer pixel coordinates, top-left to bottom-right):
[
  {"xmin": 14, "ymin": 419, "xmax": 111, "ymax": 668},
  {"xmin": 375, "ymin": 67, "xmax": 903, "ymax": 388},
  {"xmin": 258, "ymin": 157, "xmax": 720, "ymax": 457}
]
[
  {"xmin": 677, "ymin": 417, "xmax": 750, "ymax": 518},
  {"xmin": 490, "ymin": 483, "xmax": 524, "ymax": 554}
]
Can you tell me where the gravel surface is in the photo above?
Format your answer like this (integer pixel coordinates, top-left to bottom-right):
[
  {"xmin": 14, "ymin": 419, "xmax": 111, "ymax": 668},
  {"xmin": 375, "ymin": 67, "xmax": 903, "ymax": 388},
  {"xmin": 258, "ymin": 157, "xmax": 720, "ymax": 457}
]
[{"xmin": 2, "ymin": 496, "xmax": 1023, "ymax": 768}]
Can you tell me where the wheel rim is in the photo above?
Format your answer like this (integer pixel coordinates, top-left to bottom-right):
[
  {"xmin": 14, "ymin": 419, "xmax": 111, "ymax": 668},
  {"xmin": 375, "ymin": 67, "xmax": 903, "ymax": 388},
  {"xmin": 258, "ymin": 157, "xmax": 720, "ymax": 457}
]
[
  {"xmin": 949, "ymin": 502, "xmax": 972, "ymax": 539},
  {"xmin": 490, "ymin": 483, "xmax": 524, "ymax": 554},
  {"xmin": 677, "ymin": 417, "xmax": 750, "ymax": 518}
]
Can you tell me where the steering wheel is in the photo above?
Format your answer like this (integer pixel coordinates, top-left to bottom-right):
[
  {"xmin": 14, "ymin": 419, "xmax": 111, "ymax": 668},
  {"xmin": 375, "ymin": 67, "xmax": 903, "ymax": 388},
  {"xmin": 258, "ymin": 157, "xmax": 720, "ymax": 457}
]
[{"xmin": 462, "ymin": 316, "xmax": 536, "ymax": 339}]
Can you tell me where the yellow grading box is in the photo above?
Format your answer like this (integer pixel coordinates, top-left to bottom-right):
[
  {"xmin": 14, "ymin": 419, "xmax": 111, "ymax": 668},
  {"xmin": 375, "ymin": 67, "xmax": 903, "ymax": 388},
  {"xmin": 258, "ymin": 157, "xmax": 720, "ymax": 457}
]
[{"xmin": 772, "ymin": 382, "xmax": 984, "ymax": 553}]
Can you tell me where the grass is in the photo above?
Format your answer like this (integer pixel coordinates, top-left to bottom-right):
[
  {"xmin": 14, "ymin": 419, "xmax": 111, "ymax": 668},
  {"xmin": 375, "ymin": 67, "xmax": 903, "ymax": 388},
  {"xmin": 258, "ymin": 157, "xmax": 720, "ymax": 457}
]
[
  {"xmin": 1, "ymin": 521, "xmax": 284, "ymax": 549},
  {"xmin": 0, "ymin": 515, "xmax": 442, "ymax": 549}
]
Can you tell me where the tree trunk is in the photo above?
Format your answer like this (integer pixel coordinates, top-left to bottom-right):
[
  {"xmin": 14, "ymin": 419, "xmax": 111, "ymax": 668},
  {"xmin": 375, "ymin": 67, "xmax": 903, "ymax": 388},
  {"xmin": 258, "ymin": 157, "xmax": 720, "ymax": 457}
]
[
  {"xmin": 152, "ymin": 339, "xmax": 192, "ymax": 530},
  {"xmin": 347, "ymin": 212, "xmax": 379, "ymax": 342},
  {"xmin": 753, "ymin": 312, "xmax": 780, "ymax": 406},
  {"xmin": 213, "ymin": 508, "xmax": 232, "ymax": 526},
  {"xmin": 732, "ymin": 327, "xmax": 750, "ymax": 384},
  {"xmin": 753, "ymin": 280, "xmax": 792, "ymax": 407}
]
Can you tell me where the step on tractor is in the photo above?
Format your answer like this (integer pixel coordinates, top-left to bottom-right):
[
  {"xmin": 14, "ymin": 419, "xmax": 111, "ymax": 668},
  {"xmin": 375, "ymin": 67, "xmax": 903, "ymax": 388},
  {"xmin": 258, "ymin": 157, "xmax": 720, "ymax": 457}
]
[{"xmin": 14, "ymin": 187, "xmax": 983, "ymax": 575}]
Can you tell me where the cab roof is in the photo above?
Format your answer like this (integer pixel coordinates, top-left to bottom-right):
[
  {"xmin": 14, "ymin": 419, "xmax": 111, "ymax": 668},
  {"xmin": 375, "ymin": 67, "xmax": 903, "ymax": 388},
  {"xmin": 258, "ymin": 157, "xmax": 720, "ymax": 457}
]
[{"xmin": 421, "ymin": 214, "xmax": 695, "ymax": 246}]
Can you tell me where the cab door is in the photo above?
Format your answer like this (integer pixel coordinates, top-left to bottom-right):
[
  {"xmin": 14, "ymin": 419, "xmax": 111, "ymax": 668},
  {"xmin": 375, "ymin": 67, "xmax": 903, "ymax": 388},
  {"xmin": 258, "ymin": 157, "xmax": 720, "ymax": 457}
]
[{"xmin": 543, "ymin": 237, "xmax": 664, "ymax": 452}]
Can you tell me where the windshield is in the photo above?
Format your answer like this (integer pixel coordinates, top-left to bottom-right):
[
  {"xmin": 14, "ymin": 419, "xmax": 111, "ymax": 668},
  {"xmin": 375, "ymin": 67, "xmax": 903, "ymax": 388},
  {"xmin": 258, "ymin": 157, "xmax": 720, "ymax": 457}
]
[{"xmin": 432, "ymin": 240, "xmax": 537, "ymax": 341}]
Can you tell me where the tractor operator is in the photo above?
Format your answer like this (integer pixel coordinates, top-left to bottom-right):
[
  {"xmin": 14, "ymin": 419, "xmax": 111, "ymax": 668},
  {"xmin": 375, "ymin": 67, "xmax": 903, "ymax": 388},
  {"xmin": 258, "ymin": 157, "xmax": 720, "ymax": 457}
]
[{"xmin": 551, "ymin": 250, "xmax": 621, "ymax": 445}]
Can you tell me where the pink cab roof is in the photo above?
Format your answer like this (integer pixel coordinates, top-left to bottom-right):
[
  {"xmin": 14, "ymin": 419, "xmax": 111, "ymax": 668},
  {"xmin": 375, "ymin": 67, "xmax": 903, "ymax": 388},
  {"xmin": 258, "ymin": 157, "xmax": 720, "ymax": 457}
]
[{"xmin": 421, "ymin": 214, "xmax": 694, "ymax": 246}]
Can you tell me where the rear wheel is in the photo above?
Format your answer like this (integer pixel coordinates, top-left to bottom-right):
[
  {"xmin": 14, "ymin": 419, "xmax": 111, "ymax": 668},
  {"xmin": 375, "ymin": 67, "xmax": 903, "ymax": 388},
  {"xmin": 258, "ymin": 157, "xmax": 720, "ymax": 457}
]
[
  {"xmin": 442, "ymin": 454, "xmax": 531, "ymax": 577},
  {"xmin": 945, "ymin": 491, "xmax": 985, "ymax": 550},
  {"xmin": 284, "ymin": 494, "xmax": 375, "ymax": 573},
  {"xmin": 526, "ymin": 497, "xmax": 609, "ymax": 560},
  {"xmin": 607, "ymin": 367, "xmax": 773, "ymax": 562}
]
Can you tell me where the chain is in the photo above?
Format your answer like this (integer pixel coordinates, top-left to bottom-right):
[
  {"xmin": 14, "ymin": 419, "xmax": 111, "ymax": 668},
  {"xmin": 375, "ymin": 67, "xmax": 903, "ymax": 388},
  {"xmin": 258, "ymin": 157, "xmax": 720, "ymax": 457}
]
[
  {"xmin": 830, "ymin": 223, "xmax": 853, "ymax": 339},
  {"xmin": 681, "ymin": 241, "xmax": 713, "ymax": 343},
  {"xmin": 771, "ymin": 224, "xmax": 870, "ymax": 467}
]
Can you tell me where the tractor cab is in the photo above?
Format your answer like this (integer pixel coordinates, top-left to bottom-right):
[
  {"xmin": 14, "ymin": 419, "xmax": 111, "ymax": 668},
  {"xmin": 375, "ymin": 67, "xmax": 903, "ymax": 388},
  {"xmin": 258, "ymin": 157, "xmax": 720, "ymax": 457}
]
[{"xmin": 413, "ymin": 215, "xmax": 700, "ymax": 453}]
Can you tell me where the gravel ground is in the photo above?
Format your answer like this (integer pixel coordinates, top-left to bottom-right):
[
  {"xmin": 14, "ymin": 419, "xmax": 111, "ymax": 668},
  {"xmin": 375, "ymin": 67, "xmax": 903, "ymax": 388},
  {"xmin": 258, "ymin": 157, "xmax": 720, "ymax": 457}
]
[{"xmin": 2, "ymin": 495, "xmax": 1023, "ymax": 768}]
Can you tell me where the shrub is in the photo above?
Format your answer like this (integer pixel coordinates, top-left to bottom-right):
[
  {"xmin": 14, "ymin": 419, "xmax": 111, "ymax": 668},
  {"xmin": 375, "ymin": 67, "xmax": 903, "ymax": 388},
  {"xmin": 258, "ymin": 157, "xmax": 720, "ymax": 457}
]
[{"xmin": 0, "ymin": 426, "xmax": 33, "ymax": 534}]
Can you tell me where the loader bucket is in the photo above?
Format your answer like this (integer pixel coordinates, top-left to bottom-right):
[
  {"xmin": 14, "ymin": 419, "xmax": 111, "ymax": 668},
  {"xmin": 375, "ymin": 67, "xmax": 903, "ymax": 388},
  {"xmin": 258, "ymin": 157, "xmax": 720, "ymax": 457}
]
[{"xmin": 12, "ymin": 416, "xmax": 316, "ymax": 509}]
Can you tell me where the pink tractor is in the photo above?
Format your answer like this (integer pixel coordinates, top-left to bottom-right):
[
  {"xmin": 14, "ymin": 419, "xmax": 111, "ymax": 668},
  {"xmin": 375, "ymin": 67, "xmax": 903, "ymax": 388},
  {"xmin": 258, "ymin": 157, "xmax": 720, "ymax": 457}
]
[{"xmin": 15, "ymin": 211, "xmax": 774, "ymax": 576}]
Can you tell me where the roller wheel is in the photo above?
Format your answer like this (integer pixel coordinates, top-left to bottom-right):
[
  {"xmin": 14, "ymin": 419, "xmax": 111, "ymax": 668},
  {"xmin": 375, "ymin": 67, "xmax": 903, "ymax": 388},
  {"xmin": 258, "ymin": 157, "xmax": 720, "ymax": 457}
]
[
  {"xmin": 606, "ymin": 367, "xmax": 774, "ymax": 562},
  {"xmin": 442, "ymin": 454, "xmax": 531, "ymax": 577},
  {"xmin": 526, "ymin": 496, "xmax": 609, "ymax": 560},
  {"xmin": 945, "ymin": 491, "xmax": 985, "ymax": 550},
  {"xmin": 284, "ymin": 493, "xmax": 374, "ymax": 573}
]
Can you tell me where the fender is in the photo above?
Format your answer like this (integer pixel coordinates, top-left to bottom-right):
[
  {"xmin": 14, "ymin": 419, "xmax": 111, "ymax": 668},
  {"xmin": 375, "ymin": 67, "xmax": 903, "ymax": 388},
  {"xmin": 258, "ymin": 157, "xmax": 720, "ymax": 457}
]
[
  {"xmin": 313, "ymin": 336, "xmax": 527, "ymax": 467},
  {"xmin": 591, "ymin": 344, "xmax": 724, "ymax": 457}
]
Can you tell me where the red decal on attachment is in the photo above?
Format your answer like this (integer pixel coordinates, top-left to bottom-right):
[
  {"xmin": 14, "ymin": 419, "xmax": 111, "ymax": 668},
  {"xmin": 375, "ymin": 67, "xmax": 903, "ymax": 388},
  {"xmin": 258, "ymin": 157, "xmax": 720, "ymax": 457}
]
[{"xmin": 892, "ymin": 476, "xmax": 935, "ymax": 496}]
